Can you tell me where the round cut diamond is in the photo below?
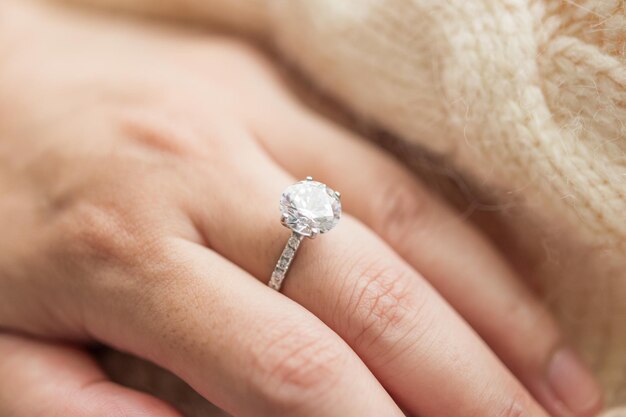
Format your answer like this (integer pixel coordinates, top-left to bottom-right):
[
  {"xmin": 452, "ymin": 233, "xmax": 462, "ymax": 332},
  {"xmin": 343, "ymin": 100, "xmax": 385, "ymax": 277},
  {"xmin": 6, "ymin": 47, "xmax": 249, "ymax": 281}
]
[{"xmin": 280, "ymin": 179, "xmax": 341, "ymax": 237}]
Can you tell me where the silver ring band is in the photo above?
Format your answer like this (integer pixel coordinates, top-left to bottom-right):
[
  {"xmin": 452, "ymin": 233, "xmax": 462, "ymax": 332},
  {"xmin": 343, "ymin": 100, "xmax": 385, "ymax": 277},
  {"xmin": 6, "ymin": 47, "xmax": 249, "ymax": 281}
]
[{"xmin": 269, "ymin": 232, "xmax": 304, "ymax": 291}]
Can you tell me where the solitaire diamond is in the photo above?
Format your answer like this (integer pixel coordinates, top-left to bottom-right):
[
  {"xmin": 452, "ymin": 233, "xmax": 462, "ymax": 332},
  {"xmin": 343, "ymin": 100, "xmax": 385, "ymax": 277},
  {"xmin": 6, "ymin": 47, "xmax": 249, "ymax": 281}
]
[
  {"xmin": 270, "ymin": 177, "xmax": 342, "ymax": 291},
  {"xmin": 279, "ymin": 178, "xmax": 342, "ymax": 237}
]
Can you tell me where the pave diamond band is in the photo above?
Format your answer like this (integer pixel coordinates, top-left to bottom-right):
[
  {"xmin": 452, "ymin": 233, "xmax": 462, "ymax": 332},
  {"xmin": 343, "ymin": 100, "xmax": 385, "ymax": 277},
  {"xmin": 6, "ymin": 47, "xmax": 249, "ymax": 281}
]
[
  {"xmin": 269, "ymin": 233, "xmax": 304, "ymax": 291},
  {"xmin": 269, "ymin": 177, "xmax": 342, "ymax": 291}
]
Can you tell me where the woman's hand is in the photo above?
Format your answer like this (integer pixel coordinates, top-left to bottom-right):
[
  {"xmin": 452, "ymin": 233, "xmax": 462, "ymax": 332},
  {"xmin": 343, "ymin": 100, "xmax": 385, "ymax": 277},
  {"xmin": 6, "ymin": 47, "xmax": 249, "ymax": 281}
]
[{"xmin": 0, "ymin": 1, "xmax": 601, "ymax": 417}]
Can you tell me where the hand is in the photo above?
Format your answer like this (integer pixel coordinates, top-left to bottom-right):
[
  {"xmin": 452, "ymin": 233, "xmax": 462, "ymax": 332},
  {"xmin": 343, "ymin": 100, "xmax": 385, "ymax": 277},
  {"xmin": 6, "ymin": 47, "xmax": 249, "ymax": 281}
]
[{"xmin": 0, "ymin": 1, "xmax": 601, "ymax": 417}]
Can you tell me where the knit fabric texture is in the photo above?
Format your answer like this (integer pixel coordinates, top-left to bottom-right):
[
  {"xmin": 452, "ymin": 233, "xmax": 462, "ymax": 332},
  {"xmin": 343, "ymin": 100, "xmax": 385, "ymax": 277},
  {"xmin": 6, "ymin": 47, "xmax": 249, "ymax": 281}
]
[{"xmin": 58, "ymin": 0, "xmax": 626, "ymax": 413}]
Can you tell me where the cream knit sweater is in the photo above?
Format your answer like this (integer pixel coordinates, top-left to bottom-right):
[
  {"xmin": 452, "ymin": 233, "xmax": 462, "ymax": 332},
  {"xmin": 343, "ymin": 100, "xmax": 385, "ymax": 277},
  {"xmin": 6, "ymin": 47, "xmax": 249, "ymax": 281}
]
[{"xmin": 65, "ymin": 0, "xmax": 626, "ymax": 414}]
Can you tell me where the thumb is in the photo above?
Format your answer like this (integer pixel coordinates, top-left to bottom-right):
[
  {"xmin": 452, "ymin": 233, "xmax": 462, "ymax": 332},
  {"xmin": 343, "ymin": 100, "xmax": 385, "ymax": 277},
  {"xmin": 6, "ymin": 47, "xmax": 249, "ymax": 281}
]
[{"xmin": 0, "ymin": 333, "xmax": 183, "ymax": 417}]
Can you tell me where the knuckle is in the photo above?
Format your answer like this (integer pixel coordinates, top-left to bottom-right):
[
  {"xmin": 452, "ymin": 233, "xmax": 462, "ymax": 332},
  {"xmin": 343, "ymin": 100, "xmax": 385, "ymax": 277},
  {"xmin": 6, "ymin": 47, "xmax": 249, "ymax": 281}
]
[
  {"xmin": 208, "ymin": 38, "xmax": 277, "ymax": 78},
  {"xmin": 374, "ymin": 181, "xmax": 432, "ymax": 246},
  {"xmin": 116, "ymin": 101, "xmax": 243, "ymax": 168},
  {"xmin": 54, "ymin": 200, "xmax": 149, "ymax": 266},
  {"xmin": 218, "ymin": 38, "xmax": 271, "ymax": 66},
  {"xmin": 118, "ymin": 107, "xmax": 204, "ymax": 158},
  {"xmin": 344, "ymin": 258, "xmax": 425, "ymax": 353},
  {"xmin": 251, "ymin": 321, "xmax": 347, "ymax": 410}
]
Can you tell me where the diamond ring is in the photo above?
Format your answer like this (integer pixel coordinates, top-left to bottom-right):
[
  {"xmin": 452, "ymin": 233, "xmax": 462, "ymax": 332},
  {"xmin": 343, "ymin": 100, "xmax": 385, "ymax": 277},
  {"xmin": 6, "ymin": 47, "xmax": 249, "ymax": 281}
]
[{"xmin": 268, "ymin": 177, "xmax": 342, "ymax": 291}]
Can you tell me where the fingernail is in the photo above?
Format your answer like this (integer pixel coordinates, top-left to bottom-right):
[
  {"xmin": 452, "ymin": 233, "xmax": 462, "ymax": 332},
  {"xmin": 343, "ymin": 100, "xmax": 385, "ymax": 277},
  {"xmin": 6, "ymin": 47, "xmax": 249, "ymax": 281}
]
[{"xmin": 547, "ymin": 348, "xmax": 603, "ymax": 416}]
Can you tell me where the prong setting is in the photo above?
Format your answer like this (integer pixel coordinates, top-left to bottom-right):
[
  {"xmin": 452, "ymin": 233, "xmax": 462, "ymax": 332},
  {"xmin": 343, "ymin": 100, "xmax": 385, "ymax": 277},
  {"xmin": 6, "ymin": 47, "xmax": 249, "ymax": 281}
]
[
  {"xmin": 271, "ymin": 178, "xmax": 342, "ymax": 291},
  {"xmin": 279, "ymin": 178, "xmax": 341, "ymax": 238}
]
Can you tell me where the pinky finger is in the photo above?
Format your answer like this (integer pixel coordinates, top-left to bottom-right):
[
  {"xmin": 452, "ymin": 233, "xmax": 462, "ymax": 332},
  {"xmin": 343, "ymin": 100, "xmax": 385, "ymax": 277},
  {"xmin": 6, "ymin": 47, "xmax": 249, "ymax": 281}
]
[{"xmin": 0, "ymin": 333, "xmax": 183, "ymax": 417}]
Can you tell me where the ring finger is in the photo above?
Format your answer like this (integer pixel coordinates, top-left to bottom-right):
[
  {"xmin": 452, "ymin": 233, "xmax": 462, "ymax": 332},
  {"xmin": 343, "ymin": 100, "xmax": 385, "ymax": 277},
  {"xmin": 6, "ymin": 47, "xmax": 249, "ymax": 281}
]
[
  {"xmin": 255, "ymin": 109, "xmax": 603, "ymax": 417},
  {"xmin": 191, "ymin": 148, "xmax": 551, "ymax": 417}
]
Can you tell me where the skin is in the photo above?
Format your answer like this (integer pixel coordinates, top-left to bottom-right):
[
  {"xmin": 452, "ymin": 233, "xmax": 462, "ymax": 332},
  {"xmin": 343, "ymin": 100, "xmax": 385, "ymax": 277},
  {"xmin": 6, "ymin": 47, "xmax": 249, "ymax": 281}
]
[{"xmin": 0, "ymin": 1, "xmax": 603, "ymax": 417}]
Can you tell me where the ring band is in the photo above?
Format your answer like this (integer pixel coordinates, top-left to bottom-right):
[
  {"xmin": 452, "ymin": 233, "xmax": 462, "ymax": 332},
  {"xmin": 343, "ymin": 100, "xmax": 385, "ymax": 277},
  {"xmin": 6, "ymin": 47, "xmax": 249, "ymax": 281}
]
[
  {"xmin": 269, "ymin": 177, "xmax": 342, "ymax": 291},
  {"xmin": 269, "ymin": 232, "xmax": 304, "ymax": 291}
]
